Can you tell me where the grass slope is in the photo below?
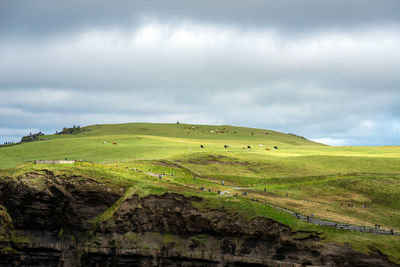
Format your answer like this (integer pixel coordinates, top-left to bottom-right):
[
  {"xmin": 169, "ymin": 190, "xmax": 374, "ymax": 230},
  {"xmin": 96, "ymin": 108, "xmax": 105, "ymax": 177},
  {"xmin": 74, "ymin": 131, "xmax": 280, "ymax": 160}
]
[
  {"xmin": 2, "ymin": 162, "xmax": 400, "ymax": 263},
  {"xmin": 0, "ymin": 123, "xmax": 322, "ymax": 169},
  {"xmin": 1, "ymin": 122, "xmax": 400, "ymax": 262}
]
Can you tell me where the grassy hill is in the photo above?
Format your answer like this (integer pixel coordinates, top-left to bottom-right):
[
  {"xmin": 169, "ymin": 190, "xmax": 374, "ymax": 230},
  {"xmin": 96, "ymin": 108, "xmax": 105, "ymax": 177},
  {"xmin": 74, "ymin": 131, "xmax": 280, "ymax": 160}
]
[
  {"xmin": 0, "ymin": 122, "xmax": 323, "ymax": 169},
  {"xmin": 1, "ymin": 122, "xmax": 400, "ymax": 262}
]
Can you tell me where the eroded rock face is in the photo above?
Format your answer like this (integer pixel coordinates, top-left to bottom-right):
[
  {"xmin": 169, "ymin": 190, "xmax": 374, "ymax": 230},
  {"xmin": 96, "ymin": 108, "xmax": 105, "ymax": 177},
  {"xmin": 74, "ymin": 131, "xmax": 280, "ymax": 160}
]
[
  {"xmin": 95, "ymin": 193, "xmax": 396, "ymax": 267},
  {"xmin": 0, "ymin": 171, "xmax": 122, "ymax": 232},
  {"xmin": 0, "ymin": 171, "xmax": 397, "ymax": 267},
  {"xmin": 106, "ymin": 194, "xmax": 284, "ymax": 237}
]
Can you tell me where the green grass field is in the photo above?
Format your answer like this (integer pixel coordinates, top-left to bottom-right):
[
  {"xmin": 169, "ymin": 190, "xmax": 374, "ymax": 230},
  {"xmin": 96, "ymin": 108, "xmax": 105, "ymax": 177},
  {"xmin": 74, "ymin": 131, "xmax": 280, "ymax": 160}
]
[{"xmin": 1, "ymin": 122, "xmax": 400, "ymax": 262}]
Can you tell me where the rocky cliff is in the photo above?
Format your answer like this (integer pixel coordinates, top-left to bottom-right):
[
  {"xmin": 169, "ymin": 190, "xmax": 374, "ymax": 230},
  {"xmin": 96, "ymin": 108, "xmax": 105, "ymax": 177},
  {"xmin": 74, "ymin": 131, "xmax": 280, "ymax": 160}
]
[{"xmin": 0, "ymin": 171, "xmax": 396, "ymax": 266}]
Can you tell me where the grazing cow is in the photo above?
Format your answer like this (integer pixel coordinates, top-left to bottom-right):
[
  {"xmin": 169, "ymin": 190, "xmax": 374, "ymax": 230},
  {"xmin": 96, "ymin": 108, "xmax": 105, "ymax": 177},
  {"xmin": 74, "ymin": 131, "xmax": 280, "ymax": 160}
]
[
  {"xmin": 274, "ymin": 146, "xmax": 278, "ymax": 149},
  {"xmin": 247, "ymin": 146, "xmax": 251, "ymax": 149},
  {"xmin": 103, "ymin": 141, "xmax": 106, "ymax": 144},
  {"xmin": 258, "ymin": 144, "xmax": 263, "ymax": 147},
  {"xmin": 113, "ymin": 142, "xmax": 117, "ymax": 145},
  {"xmin": 242, "ymin": 146, "xmax": 246, "ymax": 149},
  {"xmin": 200, "ymin": 145, "xmax": 204, "ymax": 148},
  {"xmin": 224, "ymin": 145, "xmax": 228, "ymax": 148},
  {"xmin": 266, "ymin": 148, "xmax": 270, "ymax": 151}
]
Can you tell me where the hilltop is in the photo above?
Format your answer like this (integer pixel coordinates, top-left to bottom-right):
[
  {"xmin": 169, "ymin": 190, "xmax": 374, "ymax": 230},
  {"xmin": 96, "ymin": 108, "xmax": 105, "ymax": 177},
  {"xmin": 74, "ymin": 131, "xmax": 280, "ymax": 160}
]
[{"xmin": 0, "ymin": 122, "xmax": 323, "ymax": 169}]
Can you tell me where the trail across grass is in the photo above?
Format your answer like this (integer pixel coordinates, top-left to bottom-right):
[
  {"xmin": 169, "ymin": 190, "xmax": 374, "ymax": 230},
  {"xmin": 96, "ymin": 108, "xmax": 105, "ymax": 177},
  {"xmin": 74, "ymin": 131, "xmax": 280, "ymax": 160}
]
[{"xmin": 125, "ymin": 165, "xmax": 399, "ymax": 235}]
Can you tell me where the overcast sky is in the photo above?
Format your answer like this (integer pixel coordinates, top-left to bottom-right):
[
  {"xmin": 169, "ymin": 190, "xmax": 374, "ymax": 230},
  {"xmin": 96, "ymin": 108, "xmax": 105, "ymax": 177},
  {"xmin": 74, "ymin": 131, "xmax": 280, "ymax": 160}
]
[{"xmin": 1, "ymin": 1, "xmax": 400, "ymax": 145}]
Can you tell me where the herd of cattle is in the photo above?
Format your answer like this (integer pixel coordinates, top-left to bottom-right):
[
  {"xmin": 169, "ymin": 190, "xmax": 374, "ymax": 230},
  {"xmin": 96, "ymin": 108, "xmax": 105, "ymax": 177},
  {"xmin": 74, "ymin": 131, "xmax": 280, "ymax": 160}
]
[
  {"xmin": 183, "ymin": 126, "xmax": 272, "ymax": 136},
  {"xmin": 183, "ymin": 126, "xmax": 278, "ymax": 150},
  {"xmin": 104, "ymin": 140, "xmax": 278, "ymax": 151},
  {"xmin": 103, "ymin": 141, "xmax": 118, "ymax": 145},
  {"xmin": 201, "ymin": 144, "xmax": 278, "ymax": 150},
  {"xmin": 102, "ymin": 126, "xmax": 278, "ymax": 151}
]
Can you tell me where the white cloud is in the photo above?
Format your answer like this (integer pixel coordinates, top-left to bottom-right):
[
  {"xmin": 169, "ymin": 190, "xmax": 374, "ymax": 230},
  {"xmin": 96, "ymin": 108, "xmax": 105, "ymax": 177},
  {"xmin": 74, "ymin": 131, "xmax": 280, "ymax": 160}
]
[
  {"xmin": 0, "ymin": 127, "xmax": 40, "ymax": 136},
  {"xmin": 392, "ymin": 120, "xmax": 400, "ymax": 133},
  {"xmin": 359, "ymin": 120, "xmax": 375, "ymax": 130},
  {"xmin": 311, "ymin": 138, "xmax": 348, "ymax": 146},
  {"xmin": 1, "ymin": 22, "xmax": 400, "ymax": 91},
  {"xmin": 1, "ymin": 21, "xmax": 400, "ymax": 145},
  {"xmin": 0, "ymin": 89, "xmax": 73, "ymax": 107}
]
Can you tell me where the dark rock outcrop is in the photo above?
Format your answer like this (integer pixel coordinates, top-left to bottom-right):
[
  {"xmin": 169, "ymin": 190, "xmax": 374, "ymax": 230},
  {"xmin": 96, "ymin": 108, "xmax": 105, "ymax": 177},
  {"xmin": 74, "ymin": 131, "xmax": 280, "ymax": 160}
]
[{"xmin": 0, "ymin": 171, "xmax": 397, "ymax": 266}]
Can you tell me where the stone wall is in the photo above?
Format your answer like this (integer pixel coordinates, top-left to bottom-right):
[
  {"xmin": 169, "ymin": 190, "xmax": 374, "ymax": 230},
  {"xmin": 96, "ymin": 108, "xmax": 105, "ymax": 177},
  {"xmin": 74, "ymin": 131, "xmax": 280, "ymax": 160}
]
[{"xmin": 34, "ymin": 160, "xmax": 76, "ymax": 164}]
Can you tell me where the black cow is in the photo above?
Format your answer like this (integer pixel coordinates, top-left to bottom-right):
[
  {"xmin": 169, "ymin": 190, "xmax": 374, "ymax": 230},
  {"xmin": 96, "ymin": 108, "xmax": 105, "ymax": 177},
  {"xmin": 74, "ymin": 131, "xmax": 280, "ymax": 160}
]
[
  {"xmin": 274, "ymin": 146, "xmax": 278, "ymax": 149},
  {"xmin": 247, "ymin": 145, "xmax": 251, "ymax": 149},
  {"xmin": 200, "ymin": 145, "xmax": 204, "ymax": 148}
]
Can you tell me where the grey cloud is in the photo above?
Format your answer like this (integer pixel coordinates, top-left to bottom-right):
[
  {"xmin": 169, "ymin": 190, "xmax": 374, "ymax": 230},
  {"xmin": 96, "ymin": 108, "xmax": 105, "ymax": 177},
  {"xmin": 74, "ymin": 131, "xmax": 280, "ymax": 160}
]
[
  {"xmin": 2, "ymin": 0, "xmax": 400, "ymax": 39},
  {"xmin": 1, "ymin": 25, "xmax": 400, "ymax": 92},
  {"xmin": 1, "ymin": 84, "xmax": 399, "ymax": 145}
]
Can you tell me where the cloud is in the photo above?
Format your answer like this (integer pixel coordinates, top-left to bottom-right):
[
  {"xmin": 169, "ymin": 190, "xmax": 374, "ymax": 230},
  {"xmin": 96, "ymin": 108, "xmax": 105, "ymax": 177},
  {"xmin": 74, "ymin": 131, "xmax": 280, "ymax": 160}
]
[
  {"xmin": 393, "ymin": 120, "xmax": 400, "ymax": 133},
  {"xmin": 311, "ymin": 138, "xmax": 348, "ymax": 146},
  {"xmin": 0, "ymin": 127, "xmax": 40, "ymax": 137},
  {"xmin": 1, "ymin": 0, "xmax": 400, "ymax": 39},
  {"xmin": 2, "ymin": 23, "xmax": 400, "ymax": 91},
  {"xmin": 0, "ymin": 2, "xmax": 400, "ymax": 145}
]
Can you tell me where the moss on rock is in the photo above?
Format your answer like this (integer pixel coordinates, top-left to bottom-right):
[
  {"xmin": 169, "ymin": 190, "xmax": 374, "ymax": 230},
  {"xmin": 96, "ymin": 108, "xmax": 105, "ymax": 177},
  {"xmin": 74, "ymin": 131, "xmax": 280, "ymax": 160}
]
[{"xmin": 0, "ymin": 204, "xmax": 13, "ymax": 242}]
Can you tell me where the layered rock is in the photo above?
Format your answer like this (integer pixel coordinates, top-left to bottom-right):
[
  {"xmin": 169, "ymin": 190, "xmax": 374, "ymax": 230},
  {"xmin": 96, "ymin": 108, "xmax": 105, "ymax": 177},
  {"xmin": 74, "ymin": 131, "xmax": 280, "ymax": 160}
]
[{"xmin": 0, "ymin": 171, "xmax": 396, "ymax": 266}]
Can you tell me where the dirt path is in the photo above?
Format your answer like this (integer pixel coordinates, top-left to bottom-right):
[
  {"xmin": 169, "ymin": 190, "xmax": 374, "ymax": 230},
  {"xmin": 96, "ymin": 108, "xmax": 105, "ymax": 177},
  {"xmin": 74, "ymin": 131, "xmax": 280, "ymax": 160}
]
[
  {"xmin": 133, "ymin": 169, "xmax": 397, "ymax": 236},
  {"xmin": 226, "ymin": 185, "xmax": 398, "ymax": 236}
]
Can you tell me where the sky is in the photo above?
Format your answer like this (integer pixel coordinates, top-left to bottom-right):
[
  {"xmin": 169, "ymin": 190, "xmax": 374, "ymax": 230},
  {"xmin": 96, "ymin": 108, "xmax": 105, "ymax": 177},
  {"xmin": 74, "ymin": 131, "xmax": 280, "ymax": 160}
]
[{"xmin": 1, "ymin": 0, "xmax": 400, "ymax": 146}]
